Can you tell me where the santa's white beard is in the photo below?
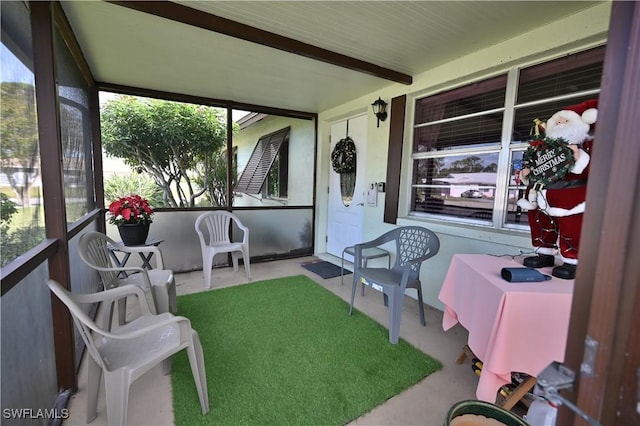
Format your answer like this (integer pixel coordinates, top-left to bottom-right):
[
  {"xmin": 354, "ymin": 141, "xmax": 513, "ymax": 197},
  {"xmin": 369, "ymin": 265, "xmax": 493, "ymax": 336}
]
[{"xmin": 547, "ymin": 122, "xmax": 589, "ymax": 144}]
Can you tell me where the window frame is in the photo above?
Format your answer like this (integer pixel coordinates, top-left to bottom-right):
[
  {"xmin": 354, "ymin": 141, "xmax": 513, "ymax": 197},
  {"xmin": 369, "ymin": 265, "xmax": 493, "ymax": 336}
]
[
  {"xmin": 407, "ymin": 47, "xmax": 604, "ymax": 230},
  {"xmin": 262, "ymin": 138, "xmax": 289, "ymax": 199},
  {"xmin": 234, "ymin": 126, "xmax": 290, "ymax": 197}
]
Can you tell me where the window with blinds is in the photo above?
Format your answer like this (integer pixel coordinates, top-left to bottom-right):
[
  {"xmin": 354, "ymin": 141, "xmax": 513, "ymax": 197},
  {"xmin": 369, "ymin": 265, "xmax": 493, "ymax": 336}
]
[
  {"xmin": 414, "ymin": 75, "xmax": 507, "ymax": 152},
  {"xmin": 410, "ymin": 46, "xmax": 605, "ymax": 228},
  {"xmin": 235, "ymin": 126, "xmax": 290, "ymax": 195}
]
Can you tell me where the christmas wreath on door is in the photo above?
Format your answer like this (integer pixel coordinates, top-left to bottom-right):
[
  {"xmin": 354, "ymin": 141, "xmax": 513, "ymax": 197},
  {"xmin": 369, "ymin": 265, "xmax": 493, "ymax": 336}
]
[{"xmin": 331, "ymin": 137, "xmax": 356, "ymax": 173}]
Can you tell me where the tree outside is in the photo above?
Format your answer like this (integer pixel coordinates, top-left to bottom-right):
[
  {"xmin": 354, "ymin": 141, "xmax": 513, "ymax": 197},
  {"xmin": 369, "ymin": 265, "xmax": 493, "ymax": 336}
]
[
  {"xmin": 103, "ymin": 173, "xmax": 164, "ymax": 209},
  {"xmin": 194, "ymin": 148, "xmax": 237, "ymax": 207},
  {"xmin": 0, "ymin": 82, "xmax": 40, "ymax": 207},
  {"xmin": 1, "ymin": 81, "xmax": 47, "ymax": 267},
  {"xmin": 100, "ymin": 95, "xmax": 233, "ymax": 207}
]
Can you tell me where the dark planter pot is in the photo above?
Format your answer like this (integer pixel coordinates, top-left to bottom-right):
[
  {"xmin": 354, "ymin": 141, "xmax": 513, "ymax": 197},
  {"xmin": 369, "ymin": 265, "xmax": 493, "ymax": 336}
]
[{"xmin": 118, "ymin": 223, "xmax": 150, "ymax": 246}]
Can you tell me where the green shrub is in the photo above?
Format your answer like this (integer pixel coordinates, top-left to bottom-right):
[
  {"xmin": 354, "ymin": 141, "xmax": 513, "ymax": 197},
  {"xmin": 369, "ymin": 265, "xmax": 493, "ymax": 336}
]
[
  {"xmin": 1, "ymin": 193, "xmax": 17, "ymax": 224},
  {"xmin": 1, "ymin": 223, "xmax": 45, "ymax": 267},
  {"xmin": 103, "ymin": 174, "xmax": 164, "ymax": 208}
]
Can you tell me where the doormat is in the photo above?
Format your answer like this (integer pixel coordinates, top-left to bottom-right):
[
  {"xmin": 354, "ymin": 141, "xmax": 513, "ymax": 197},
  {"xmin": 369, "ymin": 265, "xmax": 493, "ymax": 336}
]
[{"xmin": 301, "ymin": 260, "xmax": 351, "ymax": 279}]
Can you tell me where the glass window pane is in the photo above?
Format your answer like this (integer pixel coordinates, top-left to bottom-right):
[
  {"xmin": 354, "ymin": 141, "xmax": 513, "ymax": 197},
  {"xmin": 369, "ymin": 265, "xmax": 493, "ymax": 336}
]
[
  {"xmin": 411, "ymin": 152, "xmax": 498, "ymax": 219},
  {"xmin": 512, "ymin": 47, "xmax": 604, "ymax": 143},
  {"xmin": 512, "ymin": 94, "xmax": 601, "ymax": 143},
  {"xmin": 415, "ymin": 75, "xmax": 507, "ymax": 125},
  {"xmin": 262, "ymin": 139, "xmax": 289, "ymax": 198},
  {"xmin": 414, "ymin": 112, "xmax": 503, "ymax": 152},
  {"xmin": 1, "ymin": 1, "xmax": 46, "ymax": 267},
  {"xmin": 54, "ymin": 26, "xmax": 93, "ymax": 223},
  {"xmin": 414, "ymin": 75, "xmax": 506, "ymax": 152},
  {"xmin": 504, "ymin": 150, "xmax": 530, "ymax": 226},
  {"xmin": 517, "ymin": 47, "xmax": 604, "ymax": 105},
  {"xmin": 505, "ymin": 188, "xmax": 529, "ymax": 226}
]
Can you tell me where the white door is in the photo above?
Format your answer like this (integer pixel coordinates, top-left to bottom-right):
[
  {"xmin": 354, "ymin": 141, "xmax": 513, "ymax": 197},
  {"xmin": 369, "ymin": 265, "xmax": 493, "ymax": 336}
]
[{"xmin": 327, "ymin": 114, "xmax": 367, "ymax": 258}]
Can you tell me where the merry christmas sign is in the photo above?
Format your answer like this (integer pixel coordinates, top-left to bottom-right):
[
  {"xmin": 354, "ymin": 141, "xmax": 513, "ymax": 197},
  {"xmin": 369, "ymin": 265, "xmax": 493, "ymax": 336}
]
[{"xmin": 522, "ymin": 137, "xmax": 575, "ymax": 186}]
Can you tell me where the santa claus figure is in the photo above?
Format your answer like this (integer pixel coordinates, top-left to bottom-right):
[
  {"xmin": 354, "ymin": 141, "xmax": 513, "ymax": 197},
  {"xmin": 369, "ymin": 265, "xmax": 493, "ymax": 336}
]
[{"xmin": 517, "ymin": 99, "xmax": 598, "ymax": 279}]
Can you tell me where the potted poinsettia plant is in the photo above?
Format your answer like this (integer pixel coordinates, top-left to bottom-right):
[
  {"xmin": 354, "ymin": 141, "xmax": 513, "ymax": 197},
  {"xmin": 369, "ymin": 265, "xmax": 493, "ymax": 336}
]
[{"xmin": 107, "ymin": 194, "xmax": 154, "ymax": 246}]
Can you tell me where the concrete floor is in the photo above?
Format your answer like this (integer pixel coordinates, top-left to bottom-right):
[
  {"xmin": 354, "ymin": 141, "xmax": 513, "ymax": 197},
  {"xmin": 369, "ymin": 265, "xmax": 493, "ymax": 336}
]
[{"xmin": 64, "ymin": 255, "xmax": 479, "ymax": 425}]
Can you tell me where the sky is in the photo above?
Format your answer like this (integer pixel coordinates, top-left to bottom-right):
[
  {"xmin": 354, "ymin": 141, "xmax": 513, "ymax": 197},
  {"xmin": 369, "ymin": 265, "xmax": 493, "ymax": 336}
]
[{"xmin": 1, "ymin": 44, "xmax": 34, "ymax": 85}]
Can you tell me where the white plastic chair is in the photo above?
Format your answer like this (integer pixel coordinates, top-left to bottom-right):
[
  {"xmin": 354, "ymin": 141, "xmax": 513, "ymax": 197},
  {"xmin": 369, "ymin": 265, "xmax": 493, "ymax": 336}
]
[
  {"xmin": 195, "ymin": 211, "xmax": 251, "ymax": 288},
  {"xmin": 46, "ymin": 279, "xmax": 209, "ymax": 426},
  {"xmin": 348, "ymin": 226, "xmax": 440, "ymax": 344},
  {"xmin": 78, "ymin": 231, "xmax": 176, "ymax": 325}
]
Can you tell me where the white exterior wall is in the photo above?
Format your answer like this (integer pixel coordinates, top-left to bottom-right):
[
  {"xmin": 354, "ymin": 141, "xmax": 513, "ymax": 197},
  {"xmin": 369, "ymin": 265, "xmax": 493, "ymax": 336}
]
[
  {"xmin": 315, "ymin": 2, "xmax": 611, "ymax": 310},
  {"xmin": 233, "ymin": 115, "xmax": 315, "ymax": 207}
]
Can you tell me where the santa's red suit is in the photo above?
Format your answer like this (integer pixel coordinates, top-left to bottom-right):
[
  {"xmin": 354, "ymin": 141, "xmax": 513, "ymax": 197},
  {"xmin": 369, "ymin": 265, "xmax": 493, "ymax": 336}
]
[{"xmin": 517, "ymin": 99, "xmax": 598, "ymax": 279}]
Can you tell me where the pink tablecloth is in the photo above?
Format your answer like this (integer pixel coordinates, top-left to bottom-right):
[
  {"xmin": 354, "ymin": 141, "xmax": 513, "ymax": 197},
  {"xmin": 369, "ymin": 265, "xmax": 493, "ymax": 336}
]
[{"xmin": 438, "ymin": 254, "xmax": 574, "ymax": 402}]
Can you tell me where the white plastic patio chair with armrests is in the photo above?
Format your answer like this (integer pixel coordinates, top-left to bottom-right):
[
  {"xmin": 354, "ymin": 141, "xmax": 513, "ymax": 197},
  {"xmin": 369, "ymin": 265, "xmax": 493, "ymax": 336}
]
[
  {"xmin": 78, "ymin": 231, "xmax": 177, "ymax": 325},
  {"xmin": 195, "ymin": 211, "xmax": 251, "ymax": 289},
  {"xmin": 46, "ymin": 279, "xmax": 209, "ymax": 426},
  {"xmin": 348, "ymin": 226, "xmax": 440, "ymax": 344}
]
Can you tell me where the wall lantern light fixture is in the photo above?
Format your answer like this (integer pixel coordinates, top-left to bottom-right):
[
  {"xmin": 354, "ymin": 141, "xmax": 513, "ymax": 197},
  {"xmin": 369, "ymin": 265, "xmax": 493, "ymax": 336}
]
[{"xmin": 371, "ymin": 97, "xmax": 388, "ymax": 128}]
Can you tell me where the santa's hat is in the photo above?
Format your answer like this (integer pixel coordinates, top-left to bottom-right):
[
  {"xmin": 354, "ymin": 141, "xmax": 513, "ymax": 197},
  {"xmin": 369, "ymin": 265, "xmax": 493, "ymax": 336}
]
[{"xmin": 562, "ymin": 99, "xmax": 598, "ymax": 125}]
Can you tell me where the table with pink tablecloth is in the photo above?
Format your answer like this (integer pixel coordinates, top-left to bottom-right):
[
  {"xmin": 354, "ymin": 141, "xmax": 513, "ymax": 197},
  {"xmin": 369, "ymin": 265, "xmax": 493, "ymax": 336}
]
[{"xmin": 438, "ymin": 254, "xmax": 574, "ymax": 402}]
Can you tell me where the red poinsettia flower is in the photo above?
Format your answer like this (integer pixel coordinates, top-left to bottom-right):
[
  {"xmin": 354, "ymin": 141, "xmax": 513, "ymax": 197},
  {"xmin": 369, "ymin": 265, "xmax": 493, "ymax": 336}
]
[{"xmin": 107, "ymin": 195, "xmax": 154, "ymax": 225}]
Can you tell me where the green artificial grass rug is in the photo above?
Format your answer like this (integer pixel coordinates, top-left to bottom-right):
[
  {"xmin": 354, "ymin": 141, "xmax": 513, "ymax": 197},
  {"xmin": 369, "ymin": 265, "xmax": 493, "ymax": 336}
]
[{"xmin": 171, "ymin": 275, "xmax": 442, "ymax": 426}]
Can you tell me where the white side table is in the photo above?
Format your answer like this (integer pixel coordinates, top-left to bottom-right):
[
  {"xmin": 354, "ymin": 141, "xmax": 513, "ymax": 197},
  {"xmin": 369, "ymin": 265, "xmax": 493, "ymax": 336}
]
[
  {"xmin": 107, "ymin": 239, "xmax": 164, "ymax": 278},
  {"xmin": 341, "ymin": 246, "xmax": 391, "ymax": 294}
]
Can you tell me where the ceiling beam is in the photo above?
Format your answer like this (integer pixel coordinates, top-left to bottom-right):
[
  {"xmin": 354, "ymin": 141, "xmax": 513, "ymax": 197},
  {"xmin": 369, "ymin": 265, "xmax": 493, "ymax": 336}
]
[{"xmin": 108, "ymin": 1, "xmax": 413, "ymax": 85}]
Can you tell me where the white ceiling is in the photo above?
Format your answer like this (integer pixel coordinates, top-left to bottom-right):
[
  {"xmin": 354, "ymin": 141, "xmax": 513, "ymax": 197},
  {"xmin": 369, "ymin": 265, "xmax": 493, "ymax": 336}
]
[{"xmin": 61, "ymin": 1, "xmax": 603, "ymax": 114}]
